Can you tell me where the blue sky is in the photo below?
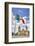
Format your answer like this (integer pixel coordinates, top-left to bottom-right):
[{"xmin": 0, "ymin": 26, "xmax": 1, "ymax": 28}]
[{"xmin": 12, "ymin": 8, "xmax": 29, "ymax": 17}]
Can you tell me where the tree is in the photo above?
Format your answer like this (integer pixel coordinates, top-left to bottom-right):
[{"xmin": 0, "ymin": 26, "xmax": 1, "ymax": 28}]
[{"xmin": 16, "ymin": 14, "xmax": 20, "ymax": 22}]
